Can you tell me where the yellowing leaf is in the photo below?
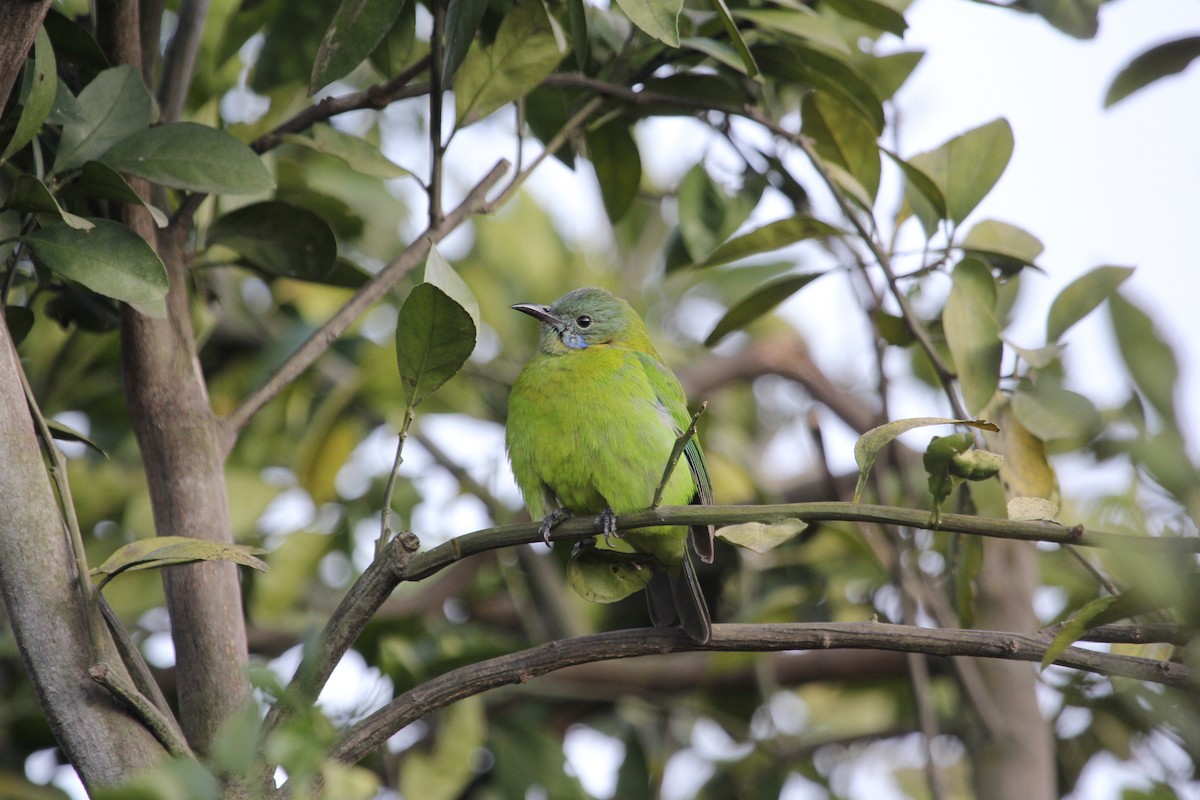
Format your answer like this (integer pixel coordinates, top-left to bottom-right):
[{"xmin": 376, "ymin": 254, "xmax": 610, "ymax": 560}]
[
  {"xmin": 92, "ymin": 536, "xmax": 268, "ymax": 590},
  {"xmin": 716, "ymin": 519, "xmax": 807, "ymax": 553}
]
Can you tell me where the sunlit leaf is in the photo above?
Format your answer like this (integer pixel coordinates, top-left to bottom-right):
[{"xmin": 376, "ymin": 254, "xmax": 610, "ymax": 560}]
[
  {"xmin": 704, "ymin": 272, "xmax": 825, "ymax": 347},
  {"xmin": 853, "ymin": 417, "xmax": 998, "ymax": 503},
  {"xmin": 1105, "ymin": 36, "xmax": 1200, "ymax": 107},
  {"xmin": 716, "ymin": 519, "xmax": 807, "ymax": 553},
  {"xmin": 92, "ymin": 536, "xmax": 268, "ymax": 590},
  {"xmin": 614, "ymin": 0, "xmax": 684, "ymax": 46},
  {"xmin": 942, "ymin": 258, "xmax": 1002, "ymax": 415},
  {"xmin": 396, "ymin": 283, "xmax": 476, "ymax": 408},
  {"xmin": 23, "ymin": 219, "xmax": 168, "ymax": 313},
  {"xmin": 100, "ymin": 122, "xmax": 274, "ymax": 194},
  {"xmin": 908, "ymin": 118, "xmax": 1013, "ymax": 226},
  {"xmin": 2, "ymin": 26, "xmax": 57, "ymax": 162},
  {"xmin": 52, "ymin": 65, "xmax": 153, "ymax": 174},
  {"xmin": 697, "ymin": 216, "xmax": 843, "ymax": 269},
  {"xmin": 311, "ymin": 0, "xmax": 408, "ymax": 93},
  {"xmin": 424, "ymin": 245, "xmax": 481, "ymax": 331},
  {"xmin": 962, "ymin": 219, "xmax": 1044, "ymax": 272},
  {"xmin": 1045, "ymin": 264, "xmax": 1134, "ymax": 342},
  {"xmin": 207, "ymin": 202, "xmax": 338, "ymax": 282}
]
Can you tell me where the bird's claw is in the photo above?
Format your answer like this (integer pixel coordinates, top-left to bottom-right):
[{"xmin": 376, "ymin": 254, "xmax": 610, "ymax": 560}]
[
  {"xmin": 538, "ymin": 509, "xmax": 570, "ymax": 545},
  {"xmin": 596, "ymin": 508, "xmax": 620, "ymax": 547}
]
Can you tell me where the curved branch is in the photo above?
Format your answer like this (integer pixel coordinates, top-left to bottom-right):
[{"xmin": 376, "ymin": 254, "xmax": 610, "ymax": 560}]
[{"xmin": 328, "ymin": 622, "xmax": 1196, "ymax": 765}]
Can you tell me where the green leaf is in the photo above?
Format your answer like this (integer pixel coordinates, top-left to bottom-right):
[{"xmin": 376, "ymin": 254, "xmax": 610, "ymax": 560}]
[
  {"xmin": 704, "ymin": 272, "xmax": 825, "ymax": 347},
  {"xmin": 923, "ymin": 433, "xmax": 974, "ymax": 513},
  {"xmin": 884, "ymin": 148, "xmax": 947, "ymax": 234},
  {"xmin": 737, "ymin": 9, "xmax": 849, "ymax": 55},
  {"xmin": 92, "ymin": 537, "xmax": 267, "ymax": 590},
  {"xmin": 52, "ymin": 65, "xmax": 153, "ymax": 174},
  {"xmin": 78, "ymin": 161, "xmax": 169, "ymax": 228},
  {"xmin": 908, "ymin": 118, "xmax": 1014, "ymax": 226},
  {"xmin": 311, "ymin": 0, "xmax": 409, "ymax": 93},
  {"xmin": 1012, "ymin": 0, "xmax": 1100, "ymax": 39},
  {"xmin": 1041, "ymin": 594, "xmax": 1119, "ymax": 670},
  {"xmin": 424, "ymin": 245, "xmax": 480, "ymax": 331},
  {"xmin": 4, "ymin": 306, "xmax": 35, "ymax": 346},
  {"xmin": 567, "ymin": 0, "xmax": 589, "ymax": 69},
  {"xmin": 709, "ymin": 0, "xmax": 758, "ymax": 76},
  {"xmin": 698, "ymin": 216, "xmax": 843, "ymax": 269},
  {"xmin": 942, "ymin": 258, "xmax": 1001, "ymax": 415},
  {"xmin": 47, "ymin": 418, "xmax": 108, "ymax": 457},
  {"xmin": 803, "ymin": 92, "xmax": 881, "ymax": 199},
  {"xmin": 821, "ymin": 0, "xmax": 908, "ymax": 36},
  {"xmin": 206, "ymin": 202, "xmax": 338, "ymax": 283},
  {"xmin": 282, "ymin": 123, "xmax": 410, "ymax": 178},
  {"xmin": 444, "ymin": 0, "xmax": 489, "ymax": 78},
  {"xmin": 2, "ymin": 26, "xmax": 57, "ymax": 162},
  {"xmin": 396, "ymin": 283, "xmax": 476, "ymax": 408},
  {"xmin": 1105, "ymin": 36, "xmax": 1200, "ymax": 107},
  {"xmin": 100, "ymin": 122, "xmax": 274, "ymax": 194},
  {"xmin": 23, "ymin": 219, "xmax": 168, "ymax": 312},
  {"xmin": 4, "ymin": 175, "xmax": 94, "ymax": 230},
  {"xmin": 1045, "ymin": 264, "xmax": 1134, "ymax": 341},
  {"xmin": 614, "ymin": 0, "xmax": 683, "ymax": 46},
  {"xmin": 853, "ymin": 416, "xmax": 998, "ymax": 503},
  {"xmin": 587, "ymin": 121, "xmax": 641, "ymax": 224},
  {"xmin": 856, "ymin": 50, "xmax": 924, "ymax": 102},
  {"xmin": 948, "ymin": 448, "xmax": 1003, "ymax": 481},
  {"xmin": 455, "ymin": 0, "xmax": 567, "ymax": 126},
  {"xmin": 567, "ymin": 547, "xmax": 654, "ymax": 603},
  {"xmin": 1011, "ymin": 382, "xmax": 1101, "ymax": 444},
  {"xmin": 755, "ymin": 45, "xmax": 883, "ymax": 133},
  {"xmin": 400, "ymin": 698, "xmax": 485, "ymax": 800},
  {"xmin": 962, "ymin": 219, "xmax": 1044, "ymax": 272},
  {"xmin": 1109, "ymin": 292, "xmax": 1179, "ymax": 427},
  {"xmin": 716, "ymin": 519, "xmax": 807, "ymax": 553}
]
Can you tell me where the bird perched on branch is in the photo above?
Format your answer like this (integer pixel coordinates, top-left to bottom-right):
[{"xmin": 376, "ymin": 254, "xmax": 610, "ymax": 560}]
[{"xmin": 505, "ymin": 287, "xmax": 714, "ymax": 642}]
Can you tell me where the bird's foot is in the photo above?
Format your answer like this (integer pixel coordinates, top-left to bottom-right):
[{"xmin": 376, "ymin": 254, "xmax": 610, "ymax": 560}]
[
  {"xmin": 595, "ymin": 507, "xmax": 620, "ymax": 547},
  {"xmin": 537, "ymin": 509, "xmax": 570, "ymax": 545}
]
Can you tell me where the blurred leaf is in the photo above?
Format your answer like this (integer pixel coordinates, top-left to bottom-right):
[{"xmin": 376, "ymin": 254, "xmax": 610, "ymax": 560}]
[
  {"xmin": 251, "ymin": 532, "xmax": 335, "ymax": 621},
  {"xmin": 4, "ymin": 305, "xmax": 35, "ymax": 346},
  {"xmin": 962, "ymin": 219, "xmax": 1044, "ymax": 272},
  {"xmin": 677, "ymin": 164, "xmax": 760, "ymax": 264},
  {"xmin": 1109, "ymin": 292, "xmax": 1178, "ymax": 427},
  {"xmin": 251, "ymin": 3, "xmax": 334, "ymax": 93},
  {"xmin": 803, "ymin": 92, "xmax": 881, "ymax": 199},
  {"xmin": 1, "ymin": 26, "xmax": 57, "ymax": 162},
  {"xmin": 1007, "ymin": 496, "xmax": 1057, "ymax": 521},
  {"xmin": 855, "ymin": 50, "xmax": 924, "ymax": 101},
  {"xmin": 908, "ymin": 118, "xmax": 1013, "ymax": 226},
  {"xmin": 78, "ymin": 162, "xmax": 169, "ymax": 227},
  {"xmin": 282, "ymin": 124, "xmax": 411, "ymax": 178},
  {"xmin": 709, "ymin": 0, "xmax": 758, "ymax": 75},
  {"xmin": 52, "ymin": 65, "xmax": 153, "ymax": 174},
  {"xmin": 1009, "ymin": 0, "xmax": 1100, "ymax": 39},
  {"xmin": 738, "ymin": 10, "xmax": 849, "ymax": 55},
  {"xmin": 1007, "ymin": 340, "xmax": 1063, "ymax": 370},
  {"xmin": 23, "ymin": 219, "xmax": 168, "ymax": 312},
  {"xmin": 424, "ymin": 245, "xmax": 481, "ymax": 331},
  {"xmin": 943, "ymin": 258, "xmax": 1002, "ymax": 415},
  {"xmin": 704, "ymin": 272, "xmax": 825, "ymax": 346},
  {"xmin": 567, "ymin": 547, "xmax": 653, "ymax": 602},
  {"xmin": 884, "ymin": 148, "xmax": 947, "ymax": 234},
  {"xmin": 207, "ymin": 202, "xmax": 338, "ymax": 282},
  {"xmin": 853, "ymin": 417, "xmax": 998, "ymax": 503},
  {"xmin": 567, "ymin": 0, "xmax": 589, "ymax": 69},
  {"xmin": 698, "ymin": 216, "xmax": 842, "ymax": 269},
  {"xmin": 755, "ymin": 45, "xmax": 884, "ymax": 133},
  {"xmin": 369, "ymin": 0, "xmax": 419, "ymax": 75},
  {"xmin": 455, "ymin": 0, "xmax": 567, "ymax": 126},
  {"xmin": 1042, "ymin": 595, "xmax": 1120, "ymax": 669},
  {"xmin": 923, "ymin": 433, "xmax": 973, "ymax": 513},
  {"xmin": 615, "ymin": 0, "xmax": 683, "ymax": 46},
  {"xmin": 396, "ymin": 283, "xmax": 476, "ymax": 408},
  {"xmin": 92, "ymin": 536, "xmax": 268, "ymax": 590},
  {"xmin": 444, "ymin": 0, "xmax": 488, "ymax": 78},
  {"xmin": 716, "ymin": 519, "xmax": 807, "ymax": 553},
  {"xmin": 983, "ymin": 395, "xmax": 1058, "ymax": 501},
  {"xmin": 311, "ymin": 0, "xmax": 408, "ymax": 93},
  {"xmin": 100, "ymin": 122, "xmax": 274, "ymax": 194},
  {"xmin": 587, "ymin": 120, "xmax": 641, "ymax": 224},
  {"xmin": 1011, "ymin": 382, "xmax": 1102, "ymax": 444},
  {"xmin": 4, "ymin": 175, "xmax": 94, "ymax": 230},
  {"xmin": 1105, "ymin": 36, "xmax": 1200, "ymax": 107},
  {"xmin": 1046, "ymin": 264, "xmax": 1134, "ymax": 342},
  {"xmin": 821, "ymin": 0, "xmax": 908, "ymax": 35},
  {"xmin": 955, "ymin": 533, "xmax": 983, "ymax": 627}
]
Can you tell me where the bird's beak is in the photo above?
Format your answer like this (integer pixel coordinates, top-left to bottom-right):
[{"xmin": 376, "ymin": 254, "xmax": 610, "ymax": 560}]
[{"xmin": 511, "ymin": 303, "xmax": 564, "ymax": 329}]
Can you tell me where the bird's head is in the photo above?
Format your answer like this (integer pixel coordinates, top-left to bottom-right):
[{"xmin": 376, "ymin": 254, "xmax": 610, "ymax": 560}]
[{"xmin": 512, "ymin": 287, "xmax": 653, "ymax": 355}]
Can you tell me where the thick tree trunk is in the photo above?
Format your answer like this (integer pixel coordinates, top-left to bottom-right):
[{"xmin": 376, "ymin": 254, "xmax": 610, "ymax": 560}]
[
  {"xmin": 970, "ymin": 538, "xmax": 1056, "ymax": 799},
  {"xmin": 0, "ymin": 316, "xmax": 167, "ymax": 788}
]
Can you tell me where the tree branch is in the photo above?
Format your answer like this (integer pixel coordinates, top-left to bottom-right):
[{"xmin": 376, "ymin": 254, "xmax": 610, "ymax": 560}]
[
  {"xmin": 328, "ymin": 622, "xmax": 1197, "ymax": 766},
  {"xmin": 218, "ymin": 160, "xmax": 508, "ymax": 450}
]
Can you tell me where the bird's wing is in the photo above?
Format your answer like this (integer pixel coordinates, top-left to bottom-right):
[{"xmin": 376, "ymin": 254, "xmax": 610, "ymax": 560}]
[{"xmin": 636, "ymin": 352, "xmax": 716, "ymax": 563}]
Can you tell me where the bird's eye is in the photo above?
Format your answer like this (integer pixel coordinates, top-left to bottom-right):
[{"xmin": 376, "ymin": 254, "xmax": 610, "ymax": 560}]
[{"xmin": 576, "ymin": 315, "xmax": 592, "ymax": 328}]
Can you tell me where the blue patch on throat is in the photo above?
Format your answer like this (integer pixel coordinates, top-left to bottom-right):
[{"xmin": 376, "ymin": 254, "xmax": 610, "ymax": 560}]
[{"xmin": 563, "ymin": 331, "xmax": 589, "ymax": 350}]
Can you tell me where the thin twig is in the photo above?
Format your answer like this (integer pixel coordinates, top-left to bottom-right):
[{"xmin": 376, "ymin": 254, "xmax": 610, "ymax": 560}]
[
  {"xmin": 652, "ymin": 401, "xmax": 707, "ymax": 507},
  {"xmin": 378, "ymin": 410, "xmax": 415, "ymax": 557},
  {"xmin": 90, "ymin": 662, "xmax": 193, "ymax": 757},
  {"xmin": 428, "ymin": 0, "xmax": 445, "ymax": 226},
  {"xmin": 157, "ymin": 0, "xmax": 209, "ymax": 122}
]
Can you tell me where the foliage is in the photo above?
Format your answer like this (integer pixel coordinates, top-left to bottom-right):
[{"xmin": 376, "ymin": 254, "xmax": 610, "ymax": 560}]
[{"xmin": 0, "ymin": 0, "xmax": 1197, "ymax": 798}]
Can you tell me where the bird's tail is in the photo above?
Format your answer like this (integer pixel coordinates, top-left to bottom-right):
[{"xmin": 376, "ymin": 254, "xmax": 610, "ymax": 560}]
[{"xmin": 646, "ymin": 553, "xmax": 711, "ymax": 643}]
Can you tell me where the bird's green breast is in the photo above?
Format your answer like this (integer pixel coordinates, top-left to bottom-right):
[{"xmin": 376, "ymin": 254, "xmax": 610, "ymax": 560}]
[{"xmin": 506, "ymin": 346, "xmax": 696, "ymax": 536}]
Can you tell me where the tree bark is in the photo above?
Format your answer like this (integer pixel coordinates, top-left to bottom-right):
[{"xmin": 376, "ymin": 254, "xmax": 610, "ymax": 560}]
[
  {"xmin": 969, "ymin": 539, "xmax": 1056, "ymax": 799},
  {"xmin": 0, "ymin": 315, "xmax": 167, "ymax": 788},
  {"xmin": 0, "ymin": 0, "xmax": 52, "ymax": 112}
]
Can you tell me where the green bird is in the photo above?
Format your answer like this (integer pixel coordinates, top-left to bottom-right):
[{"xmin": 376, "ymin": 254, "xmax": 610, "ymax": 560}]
[{"xmin": 505, "ymin": 287, "xmax": 714, "ymax": 643}]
